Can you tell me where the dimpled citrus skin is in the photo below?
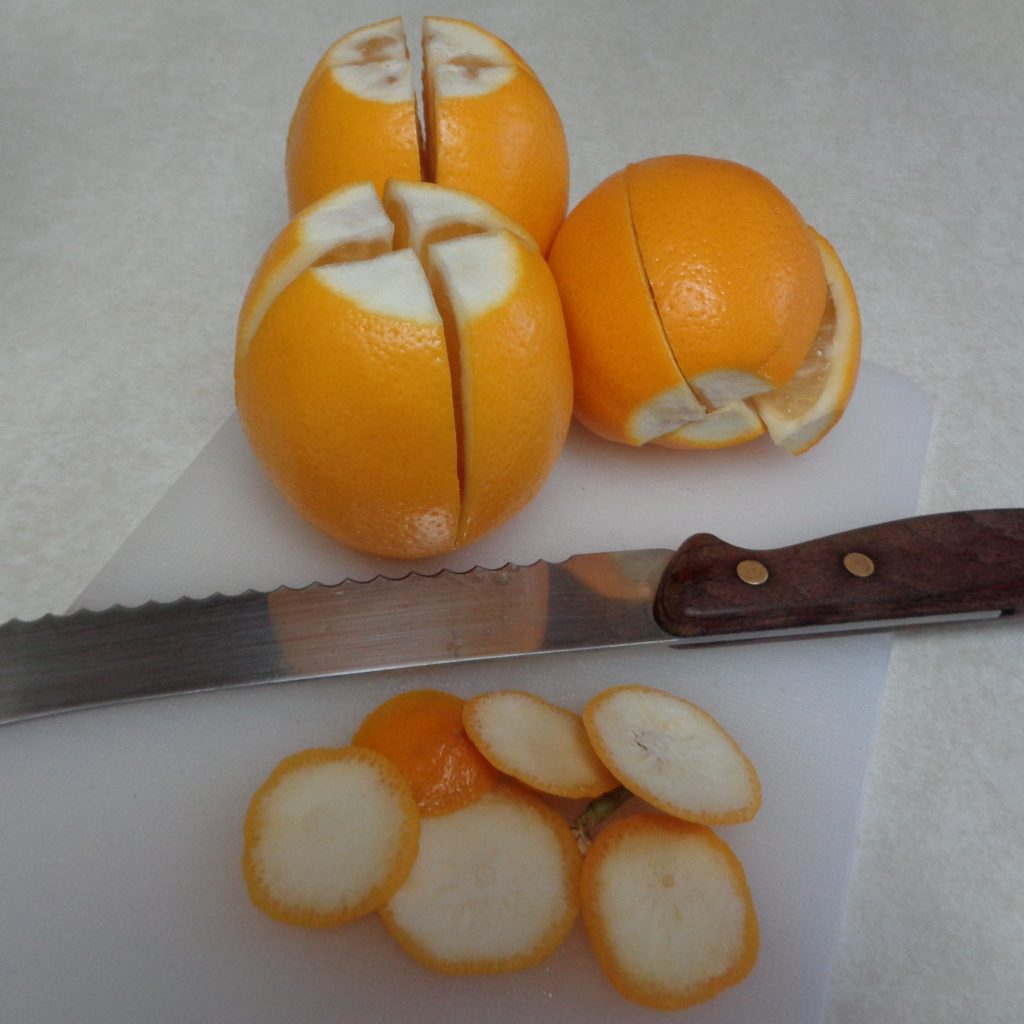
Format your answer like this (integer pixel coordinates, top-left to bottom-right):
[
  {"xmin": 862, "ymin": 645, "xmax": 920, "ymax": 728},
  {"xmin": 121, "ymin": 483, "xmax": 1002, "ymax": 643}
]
[
  {"xmin": 236, "ymin": 256, "xmax": 462, "ymax": 559},
  {"xmin": 547, "ymin": 168, "xmax": 704, "ymax": 445},
  {"xmin": 626, "ymin": 155, "xmax": 828, "ymax": 402}
]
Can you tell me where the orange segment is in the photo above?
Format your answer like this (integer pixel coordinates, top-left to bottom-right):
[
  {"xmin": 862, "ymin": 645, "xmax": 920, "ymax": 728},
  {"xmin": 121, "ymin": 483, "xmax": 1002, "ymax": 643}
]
[
  {"xmin": 750, "ymin": 230, "xmax": 862, "ymax": 454},
  {"xmin": 426, "ymin": 230, "xmax": 573, "ymax": 548},
  {"xmin": 353, "ymin": 690, "xmax": 499, "ymax": 815},
  {"xmin": 242, "ymin": 746, "xmax": 420, "ymax": 928},
  {"xmin": 581, "ymin": 814, "xmax": 759, "ymax": 1010},
  {"xmin": 286, "ymin": 18, "xmax": 422, "ymax": 213},
  {"xmin": 236, "ymin": 250, "xmax": 461, "ymax": 558},
  {"xmin": 547, "ymin": 169, "xmax": 706, "ymax": 445},
  {"xmin": 423, "ymin": 16, "xmax": 569, "ymax": 253},
  {"xmin": 626, "ymin": 155, "xmax": 828, "ymax": 407},
  {"xmin": 379, "ymin": 782, "xmax": 581, "ymax": 974}
]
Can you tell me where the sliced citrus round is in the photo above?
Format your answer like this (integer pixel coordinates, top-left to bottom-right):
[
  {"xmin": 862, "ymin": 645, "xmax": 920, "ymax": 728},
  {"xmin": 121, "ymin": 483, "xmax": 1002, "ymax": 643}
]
[
  {"xmin": 285, "ymin": 18, "xmax": 422, "ymax": 213},
  {"xmin": 463, "ymin": 690, "xmax": 618, "ymax": 798},
  {"xmin": 581, "ymin": 813, "xmax": 759, "ymax": 1010},
  {"xmin": 235, "ymin": 181, "xmax": 572, "ymax": 559},
  {"xmin": 750, "ymin": 230, "xmax": 862, "ymax": 454},
  {"xmin": 379, "ymin": 782, "xmax": 581, "ymax": 974},
  {"xmin": 422, "ymin": 16, "xmax": 568, "ymax": 253},
  {"xmin": 547, "ymin": 168, "xmax": 706, "ymax": 445},
  {"xmin": 583, "ymin": 686, "xmax": 761, "ymax": 825},
  {"xmin": 352, "ymin": 690, "xmax": 498, "ymax": 816},
  {"xmin": 242, "ymin": 746, "xmax": 419, "ymax": 928},
  {"xmin": 285, "ymin": 17, "xmax": 568, "ymax": 253}
]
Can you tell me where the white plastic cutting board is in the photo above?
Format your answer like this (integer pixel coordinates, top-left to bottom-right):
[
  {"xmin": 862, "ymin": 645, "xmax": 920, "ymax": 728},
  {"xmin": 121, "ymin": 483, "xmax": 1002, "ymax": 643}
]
[{"xmin": 0, "ymin": 362, "xmax": 930, "ymax": 1023}]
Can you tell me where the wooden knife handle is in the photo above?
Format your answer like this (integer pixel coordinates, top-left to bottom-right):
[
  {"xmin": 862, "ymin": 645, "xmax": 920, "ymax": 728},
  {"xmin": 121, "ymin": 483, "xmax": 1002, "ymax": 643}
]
[{"xmin": 654, "ymin": 509, "xmax": 1024, "ymax": 638}]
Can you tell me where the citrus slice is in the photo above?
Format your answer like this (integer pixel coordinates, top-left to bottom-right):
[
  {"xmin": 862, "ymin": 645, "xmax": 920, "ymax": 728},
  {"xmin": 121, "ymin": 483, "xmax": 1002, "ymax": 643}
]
[
  {"xmin": 352, "ymin": 690, "xmax": 499, "ymax": 816},
  {"xmin": 236, "ymin": 180, "xmax": 572, "ymax": 558},
  {"xmin": 463, "ymin": 691, "xmax": 618, "ymax": 798},
  {"xmin": 750, "ymin": 230, "xmax": 862, "ymax": 454},
  {"xmin": 583, "ymin": 686, "xmax": 761, "ymax": 825},
  {"xmin": 546, "ymin": 168, "xmax": 706, "ymax": 445},
  {"xmin": 286, "ymin": 18, "xmax": 422, "ymax": 213},
  {"xmin": 379, "ymin": 782, "xmax": 581, "ymax": 974},
  {"xmin": 580, "ymin": 814, "xmax": 759, "ymax": 1010},
  {"xmin": 285, "ymin": 17, "xmax": 568, "ymax": 253},
  {"xmin": 242, "ymin": 746, "xmax": 419, "ymax": 928}
]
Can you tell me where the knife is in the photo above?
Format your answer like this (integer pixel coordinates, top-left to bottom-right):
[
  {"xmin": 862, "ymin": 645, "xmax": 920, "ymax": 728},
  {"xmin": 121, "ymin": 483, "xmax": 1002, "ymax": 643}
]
[{"xmin": 1, "ymin": 509, "xmax": 1022, "ymax": 726}]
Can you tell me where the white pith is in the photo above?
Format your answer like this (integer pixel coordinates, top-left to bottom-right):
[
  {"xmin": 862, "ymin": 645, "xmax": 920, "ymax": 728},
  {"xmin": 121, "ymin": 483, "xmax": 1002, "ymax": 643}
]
[
  {"xmin": 426, "ymin": 231, "xmax": 519, "ymax": 320},
  {"xmin": 469, "ymin": 692, "xmax": 612, "ymax": 793},
  {"xmin": 315, "ymin": 249, "xmax": 441, "ymax": 323},
  {"xmin": 627, "ymin": 383, "xmax": 708, "ymax": 445},
  {"xmin": 251, "ymin": 758, "xmax": 409, "ymax": 911},
  {"xmin": 589, "ymin": 690, "xmax": 756, "ymax": 817},
  {"xmin": 384, "ymin": 788, "xmax": 572, "ymax": 963},
  {"xmin": 690, "ymin": 369, "xmax": 774, "ymax": 407},
  {"xmin": 655, "ymin": 400, "xmax": 764, "ymax": 448},
  {"xmin": 595, "ymin": 825, "xmax": 747, "ymax": 991},
  {"xmin": 325, "ymin": 19, "xmax": 413, "ymax": 104}
]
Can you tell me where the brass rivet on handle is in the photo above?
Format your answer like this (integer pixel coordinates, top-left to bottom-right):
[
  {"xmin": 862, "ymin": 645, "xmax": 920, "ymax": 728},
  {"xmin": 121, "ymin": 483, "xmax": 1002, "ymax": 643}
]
[
  {"xmin": 736, "ymin": 559, "xmax": 769, "ymax": 586},
  {"xmin": 843, "ymin": 552, "xmax": 876, "ymax": 577}
]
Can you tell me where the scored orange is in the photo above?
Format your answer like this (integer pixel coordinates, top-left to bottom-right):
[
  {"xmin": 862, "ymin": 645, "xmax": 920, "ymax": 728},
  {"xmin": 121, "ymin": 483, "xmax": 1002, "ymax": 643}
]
[
  {"xmin": 235, "ymin": 179, "xmax": 572, "ymax": 559},
  {"xmin": 353, "ymin": 689, "xmax": 499, "ymax": 816},
  {"xmin": 548, "ymin": 155, "xmax": 861, "ymax": 454},
  {"xmin": 286, "ymin": 16, "xmax": 569, "ymax": 254}
]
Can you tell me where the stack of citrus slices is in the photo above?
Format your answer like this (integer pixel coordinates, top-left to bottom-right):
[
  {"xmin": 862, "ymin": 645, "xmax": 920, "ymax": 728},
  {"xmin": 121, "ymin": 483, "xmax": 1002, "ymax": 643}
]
[
  {"xmin": 548, "ymin": 154, "xmax": 861, "ymax": 454},
  {"xmin": 285, "ymin": 16, "xmax": 569, "ymax": 254},
  {"xmin": 243, "ymin": 685, "xmax": 761, "ymax": 1011}
]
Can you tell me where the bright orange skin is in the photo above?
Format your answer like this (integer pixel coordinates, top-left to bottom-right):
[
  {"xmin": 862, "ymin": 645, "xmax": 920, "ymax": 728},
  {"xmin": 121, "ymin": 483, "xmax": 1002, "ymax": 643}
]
[
  {"xmin": 547, "ymin": 168, "xmax": 697, "ymax": 445},
  {"xmin": 236, "ymin": 269, "xmax": 461, "ymax": 559},
  {"xmin": 626, "ymin": 155, "xmax": 827, "ymax": 391},
  {"xmin": 353, "ymin": 690, "xmax": 499, "ymax": 815}
]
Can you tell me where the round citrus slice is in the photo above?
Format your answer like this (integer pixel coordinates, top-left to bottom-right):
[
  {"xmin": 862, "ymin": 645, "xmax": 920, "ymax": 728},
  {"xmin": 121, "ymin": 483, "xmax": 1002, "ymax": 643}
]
[
  {"xmin": 583, "ymin": 686, "xmax": 761, "ymax": 825},
  {"xmin": 581, "ymin": 813, "xmax": 759, "ymax": 1010},
  {"xmin": 463, "ymin": 691, "xmax": 618, "ymax": 798},
  {"xmin": 242, "ymin": 746, "xmax": 419, "ymax": 928},
  {"xmin": 286, "ymin": 18, "xmax": 422, "ymax": 213},
  {"xmin": 379, "ymin": 782, "xmax": 581, "ymax": 974},
  {"xmin": 750, "ymin": 230, "xmax": 862, "ymax": 454},
  {"xmin": 352, "ymin": 690, "xmax": 498, "ymax": 816}
]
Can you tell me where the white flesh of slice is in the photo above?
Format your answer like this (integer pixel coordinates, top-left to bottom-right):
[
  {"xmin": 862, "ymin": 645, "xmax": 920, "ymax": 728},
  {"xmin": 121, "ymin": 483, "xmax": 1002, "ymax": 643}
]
[
  {"xmin": 586, "ymin": 688, "xmax": 759, "ymax": 822},
  {"xmin": 465, "ymin": 691, "xmax": 616, "ymax": 796},
  {"xmin": 382, "ymin": 786, "xmax": 576, "ymax": 968},
  {"xmin": 326, "ymin": 18, "xmax": 413, "ymax": 104}
]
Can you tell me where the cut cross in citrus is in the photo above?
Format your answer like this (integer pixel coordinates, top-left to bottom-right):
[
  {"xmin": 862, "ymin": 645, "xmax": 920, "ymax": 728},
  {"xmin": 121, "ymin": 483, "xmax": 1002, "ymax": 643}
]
[
  {"xmin": 548, "ymin": 155, "xmax": 860, "ymax": 453},
  {"xmin": 242, "ymin": 746, "xmax": 419, "ymax": 928},
  {"xmin": 583, "ymin": 685, "xmax": 761, "ymax": 825},
  {"xmin": 352, "ymin": 689, "xmax": 499, "ymax": 816},
  {"xmin": 379, "ymin": 782, "xmax": 581, "ymax": 974},
  {"xmin": 235, "ymin": 179, "xmax": 572, "ymax": 559},
  {"xmin": 463, "ymin": 690, "xmax": 618, "ymax": 798},
  {"xmin": 286, "ymin": 16, "xmax": 568, "ymax": 253},
  {"xmin": 580, "ymin": 814, "xmax": 759, "ymax": 1010}
]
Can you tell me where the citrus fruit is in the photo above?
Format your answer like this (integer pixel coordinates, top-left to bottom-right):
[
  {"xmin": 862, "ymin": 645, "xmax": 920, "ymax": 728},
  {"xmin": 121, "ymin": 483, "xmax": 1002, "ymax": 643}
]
[
  {"xmin": 580, "ymin": 813, "xmax": 759, "ymax": 1010},
  {"xmin": 242, "ymin": 746, "xmax": 420, "ymax": 928},
  {"xmin": 235, "ymin": 179, "xmax": 572, "ymax": 559},
  {"xmin": 463, "ymin": 690, "xmax": 618, "ymax": 798},
  {"xmin": 548, "ymin": 154, "xmax": 860, "ymax": 453},
  {"xmin": 353, "ymin": 689, "xmax": 499, "ymax": 815},
  {"xmin": 379, "ymin": 782, "xmax": 581, "ymax": 974},
  {"xmin": 583, "ymin": 685, "xmax": 761, "ymax": 825},
  {"xmin": 286, "ymin": 16, "xmax": 569, "ymax": 254}
]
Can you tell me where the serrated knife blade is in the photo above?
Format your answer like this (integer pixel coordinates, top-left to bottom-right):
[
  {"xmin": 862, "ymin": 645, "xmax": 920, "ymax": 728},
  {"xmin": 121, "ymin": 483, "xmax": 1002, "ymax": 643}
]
[{"xmin": 1, "ymin": 509, "xmax": 1023, "ymax": 725}]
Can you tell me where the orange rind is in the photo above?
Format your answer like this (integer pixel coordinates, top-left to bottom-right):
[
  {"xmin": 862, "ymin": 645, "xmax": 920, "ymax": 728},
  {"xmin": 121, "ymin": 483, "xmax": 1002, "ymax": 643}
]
[
  {"xmin": 352, "ymin": 689, "xmax": 499, "ymax": 816},
  {"xmin": 242, "ymin": 746, "xmax": 419, "ymax": 928},
  {"xmin": 379, "ymin": 782, "xmax": 581, "ymax": 974},
  {"xmin": 463, "ymin": 690, "xmax": 618, "ymax": 798}
]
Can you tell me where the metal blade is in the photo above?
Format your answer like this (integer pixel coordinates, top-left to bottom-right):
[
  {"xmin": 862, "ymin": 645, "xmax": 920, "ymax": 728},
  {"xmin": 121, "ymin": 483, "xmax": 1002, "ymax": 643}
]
[{"xmin": 0, "ymin": 549, "xmax": 675, "ymax": 724}]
